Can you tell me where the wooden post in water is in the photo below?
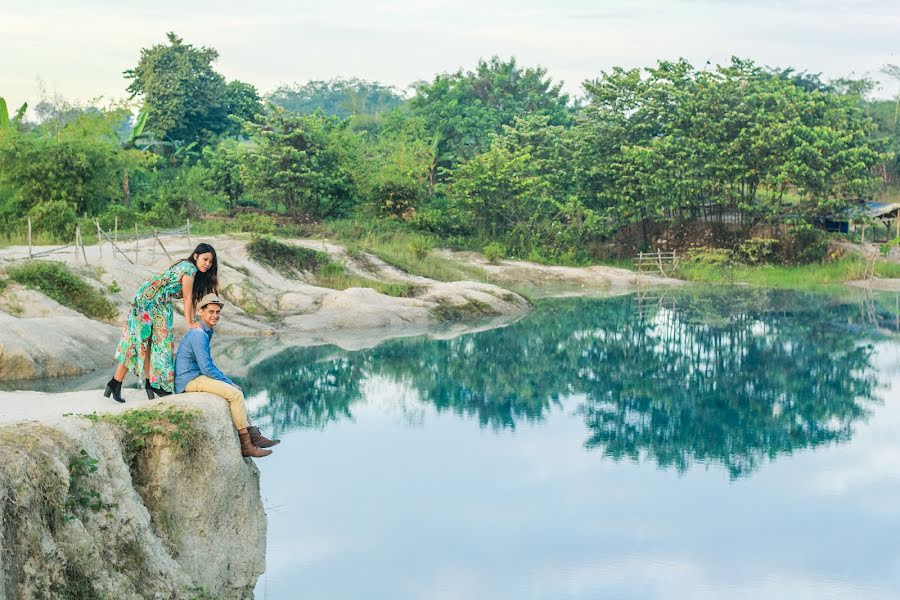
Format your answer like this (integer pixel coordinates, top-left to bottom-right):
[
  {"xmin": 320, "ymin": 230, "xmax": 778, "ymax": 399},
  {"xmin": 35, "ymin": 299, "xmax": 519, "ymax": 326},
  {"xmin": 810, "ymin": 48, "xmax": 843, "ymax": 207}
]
[{"xmin": 27, "ymin": 217, "xmax": 32, "ymax": 259}]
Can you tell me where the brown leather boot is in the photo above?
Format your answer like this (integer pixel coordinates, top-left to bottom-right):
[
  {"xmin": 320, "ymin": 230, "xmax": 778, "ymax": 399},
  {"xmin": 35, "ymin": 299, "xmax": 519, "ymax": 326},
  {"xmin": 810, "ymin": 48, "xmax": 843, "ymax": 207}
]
[
  {"xmin": 248, "ymin": 426, "xmax": 281, "ymax": 448},
  {"xmin": 239, "ymin": 431, "xmax": 272, "ymax": 458}
]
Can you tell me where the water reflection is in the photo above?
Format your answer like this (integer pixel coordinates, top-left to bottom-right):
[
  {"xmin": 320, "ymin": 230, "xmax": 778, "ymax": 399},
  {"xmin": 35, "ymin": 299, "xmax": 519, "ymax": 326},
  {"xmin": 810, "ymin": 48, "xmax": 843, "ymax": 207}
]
[{"xmin": 242, "ymin": 289, "xmax": 888, "ymax": 478}]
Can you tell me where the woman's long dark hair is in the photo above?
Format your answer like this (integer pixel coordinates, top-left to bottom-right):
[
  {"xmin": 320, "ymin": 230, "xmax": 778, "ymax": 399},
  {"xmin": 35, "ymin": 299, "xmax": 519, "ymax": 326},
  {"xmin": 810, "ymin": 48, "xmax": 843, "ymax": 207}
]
[{"xmin": 174, "ymin": 243, "xmax": 219, "ymax": 306}]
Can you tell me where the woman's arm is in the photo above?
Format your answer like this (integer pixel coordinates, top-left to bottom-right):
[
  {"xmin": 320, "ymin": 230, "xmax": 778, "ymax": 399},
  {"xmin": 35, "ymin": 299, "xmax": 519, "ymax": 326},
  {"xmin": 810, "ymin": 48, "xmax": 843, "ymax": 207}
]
[{"xmin": 182, "ymin": 275, "xmax": 201, "ymax": 329}]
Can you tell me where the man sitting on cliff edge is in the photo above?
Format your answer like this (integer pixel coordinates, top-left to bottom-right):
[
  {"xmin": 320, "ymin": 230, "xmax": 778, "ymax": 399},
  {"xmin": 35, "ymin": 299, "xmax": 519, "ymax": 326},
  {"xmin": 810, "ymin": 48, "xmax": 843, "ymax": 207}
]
[{"xmin": 174, "ymin": 293, "xmax": 279, "ymax": 458}]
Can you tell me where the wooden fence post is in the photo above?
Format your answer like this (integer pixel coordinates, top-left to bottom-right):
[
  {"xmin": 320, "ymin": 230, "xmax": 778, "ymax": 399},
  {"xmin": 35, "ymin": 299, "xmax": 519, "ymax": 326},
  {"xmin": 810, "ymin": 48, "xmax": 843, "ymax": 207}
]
[
  {"xmin": 96, "ymin": 220, "xmax": 102, "ymax": 259},
  {"xmin": 27, "ymin": 217, "xmax": 32, "ymax": 259},
  {"xmin": 135, "ymin": 224, "xmax": 139, "ymax": 264},
  {"xmin": 114, "ymin": 216, "xmax": 118, "ymax": 245},
  {"xmin": 74, "ymin": 226, "xmax": 79, "ymax": 262},
  {"xmin": 151, "ymin": 230, "xmax": 156, "ymax": 262},
  {"xmin": 155, "ymin": 231, "xmax": 173, "ymax": 261},
  {"xmin": 79, "ymin": 227, "xmax": 89, "ymax": 265}
]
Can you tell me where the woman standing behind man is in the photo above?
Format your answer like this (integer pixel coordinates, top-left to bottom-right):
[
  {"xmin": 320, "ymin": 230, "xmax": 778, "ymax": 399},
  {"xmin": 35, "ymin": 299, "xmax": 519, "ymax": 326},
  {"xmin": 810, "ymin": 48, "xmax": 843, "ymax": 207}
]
[{"xmin": 104, "ymin": 243, "xmax": 219, "ymax": 403}]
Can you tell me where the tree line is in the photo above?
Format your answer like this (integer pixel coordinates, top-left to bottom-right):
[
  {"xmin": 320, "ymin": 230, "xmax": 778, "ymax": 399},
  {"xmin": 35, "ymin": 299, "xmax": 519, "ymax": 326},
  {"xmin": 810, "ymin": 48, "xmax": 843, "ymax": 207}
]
[{"xmin": 1, "ymin": 32, "xmax": 897, "ymax": 261}]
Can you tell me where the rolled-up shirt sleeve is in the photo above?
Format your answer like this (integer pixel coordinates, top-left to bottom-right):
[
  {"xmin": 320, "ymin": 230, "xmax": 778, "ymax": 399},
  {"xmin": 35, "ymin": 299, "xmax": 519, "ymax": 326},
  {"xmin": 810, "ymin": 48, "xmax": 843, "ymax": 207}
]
[{"xmin": 192, "ymin": 331, "xmax": 235, "ymax": 387}]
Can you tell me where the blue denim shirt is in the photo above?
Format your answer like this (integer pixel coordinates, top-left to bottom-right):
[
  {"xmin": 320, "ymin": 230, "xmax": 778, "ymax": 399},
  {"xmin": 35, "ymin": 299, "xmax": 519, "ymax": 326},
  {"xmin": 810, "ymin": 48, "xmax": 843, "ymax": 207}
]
[{"xmin": 174, "ymin": 322, "xmax": 235, "ymax": 393}]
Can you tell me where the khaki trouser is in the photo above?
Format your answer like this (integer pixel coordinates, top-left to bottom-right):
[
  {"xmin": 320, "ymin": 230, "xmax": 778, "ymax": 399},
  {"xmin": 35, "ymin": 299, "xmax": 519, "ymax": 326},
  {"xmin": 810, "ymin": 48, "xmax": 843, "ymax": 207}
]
[{"xmin": 185, "ymin": 375, "xmax": 250, "ymax": 431}]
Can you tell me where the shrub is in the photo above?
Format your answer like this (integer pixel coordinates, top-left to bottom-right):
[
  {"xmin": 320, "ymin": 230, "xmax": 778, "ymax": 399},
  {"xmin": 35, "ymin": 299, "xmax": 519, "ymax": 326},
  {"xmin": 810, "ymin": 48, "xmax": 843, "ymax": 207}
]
[
  {"xmin": 371, "ymin": 178, "xmax": 423, "ymax": 219},
  {"xmin": 234, "ymin": 213, "xmax": 277, "ymax": 234},
  {"xmin": 685, "ymin": 247, "xmax": 735, "ymax": 267},
  {"xmin": 483, "ymin": 242, "xmax": 504, "ymax": 264},
  {"xmin": 7, "ymin": 260, "xmax": 117, "ymax": 320},
  {"xmin": 783, "ymin": 227, "xmax": 827, "ymax": 264},
  {"xmin": 27, "ymin": 200, "xmax": 78, "ymax": 239},
  {"xmin": 738, "ymin": 237, "xmax": 780, "ymax": 265},
  {"xmin": 247, "ymin": 235, "xmax": 329, "ymax": 274},
  {"xmin": 409, "ymin": 235, "xmax": 432, "ymax": 260}
]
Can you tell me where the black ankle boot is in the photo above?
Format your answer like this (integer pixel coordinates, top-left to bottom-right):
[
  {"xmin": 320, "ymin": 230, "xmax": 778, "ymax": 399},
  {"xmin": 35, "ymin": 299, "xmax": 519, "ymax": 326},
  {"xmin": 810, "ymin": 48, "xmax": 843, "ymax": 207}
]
[
  {"xmin": 145, "ymin": 379, "xmax": 171, "ymax": 399},
  {"xmin": 104, "ymin": 378, "xmax": 125, "ymax": 403}
]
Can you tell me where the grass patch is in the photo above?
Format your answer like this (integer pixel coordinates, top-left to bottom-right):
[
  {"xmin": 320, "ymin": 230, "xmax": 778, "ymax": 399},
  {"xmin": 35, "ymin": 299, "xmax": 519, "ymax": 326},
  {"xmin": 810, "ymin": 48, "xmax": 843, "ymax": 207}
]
[
  {"xmin": 0, "ymin": 277, "xmax": 7, "ymax": 293},
  {"xmin": 7, "ymin": 260, "xmax": 117, "ymax": 320},
  {"xmin": 676, "ymin": 255, "xmax": 900, "ymax": 288},
  {"xmin": 247, "ymin": 235, "xmax": 330, "ymax": 274},
  {"xmin": 77, "ymin": 405, "xmax": 203, "ymax": 466},
  {"xmin": 249, "ymin": 235, "xmax": 419, "ymax": 297},
  {"xmin": 321, "ymin": 219, "xmax": 488, "ymax": 283}
]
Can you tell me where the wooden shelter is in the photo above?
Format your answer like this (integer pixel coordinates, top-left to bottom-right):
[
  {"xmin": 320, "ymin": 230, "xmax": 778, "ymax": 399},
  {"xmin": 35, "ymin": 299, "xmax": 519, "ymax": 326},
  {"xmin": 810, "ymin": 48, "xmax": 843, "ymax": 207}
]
[{"xmin": 823, "ymin": 202, "xmax": 900, "ymax": 243}]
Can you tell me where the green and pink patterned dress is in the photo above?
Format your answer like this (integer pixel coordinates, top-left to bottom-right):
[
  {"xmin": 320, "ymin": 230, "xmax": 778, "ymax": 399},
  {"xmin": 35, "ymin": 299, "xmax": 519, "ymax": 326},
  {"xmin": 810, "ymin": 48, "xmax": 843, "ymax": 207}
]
[{"xmin": 115, "ymin": 260, "xmax": 198, "ymax": 392}]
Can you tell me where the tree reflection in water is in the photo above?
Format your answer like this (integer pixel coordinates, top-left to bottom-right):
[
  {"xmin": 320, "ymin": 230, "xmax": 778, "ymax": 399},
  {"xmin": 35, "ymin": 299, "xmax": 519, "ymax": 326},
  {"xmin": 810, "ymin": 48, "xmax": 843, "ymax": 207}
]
[{"xmin": 242, "ymin": 289, "xmax": 887, "ymax": 478}]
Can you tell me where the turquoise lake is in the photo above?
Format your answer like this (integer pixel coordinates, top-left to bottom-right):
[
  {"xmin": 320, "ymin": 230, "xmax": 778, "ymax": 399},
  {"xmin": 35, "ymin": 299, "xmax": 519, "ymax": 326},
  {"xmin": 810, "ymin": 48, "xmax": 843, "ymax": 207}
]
[{"xmin": 244, "ymin": 289, "xmax": 900, "ymax": 599}]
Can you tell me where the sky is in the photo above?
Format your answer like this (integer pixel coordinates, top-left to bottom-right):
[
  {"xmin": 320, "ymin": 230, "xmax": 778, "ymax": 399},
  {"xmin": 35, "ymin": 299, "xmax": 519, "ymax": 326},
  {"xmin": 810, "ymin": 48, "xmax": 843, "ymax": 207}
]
[{"xmin": 1, "ymin": 0, "xmax": 899, "ymax": 108}]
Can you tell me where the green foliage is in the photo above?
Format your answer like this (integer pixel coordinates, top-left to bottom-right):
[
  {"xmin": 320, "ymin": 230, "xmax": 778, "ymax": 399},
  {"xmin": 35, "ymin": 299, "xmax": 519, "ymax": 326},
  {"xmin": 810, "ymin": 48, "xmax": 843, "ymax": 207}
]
[
  {"xmin": 574, "ymin": 57, "xmax": 885, "ymax": 245},
  {"xmin": 0, "ymin": 97, "xmax": 27, "ymax": 130},
  {"xmin": 65, "ymin": 449, "xmax": 115, "ymax": 520},
  {"xmin": 27, "ymin": 200, "xmax": 78, "ymax": 238},
  {"xmin": 408, "ymin": 235, "xmax": 432, "ymax": 260},
  {"xmin": 7, "ymin": 261, "xmax": 117, "ymax": 320},
  {"xmin": 125, "ymin": 32, "xmax": 260, "ymax": 148},
  {"xmin": 737, "ymin": 238, "xmax": 780, "ymax": 265},
  {"xmin": 196, "ymin": 139, "xmax": 246, "ymax": 209},
  {"xmin": 234, "ymin": 213, "xmax": 277, "ymax": 234},
  {"xmin": 0, "ymin": 112, "xmax": 138, "ymax": 216},
  {"xmin": 781, "ymin": 226, "xmax": 828, "ymax": 264},
  {"xmin": 242, "ymin": 109, "xmax": 357, "ymax": 218},
  {"xmin": 268, "ymin": 78, "xmax": 405, "ymax": 118},
  {"xmin": 248, "ymin": 235, "xmax": 330, "ymax": 273},
  {"xmin": 410, "ymin": 56, "xmax": 571, "ymax": 171},
  {"xmin": 482, "ymin": 242, "xmax": 504, "ymax": 264},
  {"xmin": 444, "ymin": 115, "xmax": 598, "ymax": 259}
]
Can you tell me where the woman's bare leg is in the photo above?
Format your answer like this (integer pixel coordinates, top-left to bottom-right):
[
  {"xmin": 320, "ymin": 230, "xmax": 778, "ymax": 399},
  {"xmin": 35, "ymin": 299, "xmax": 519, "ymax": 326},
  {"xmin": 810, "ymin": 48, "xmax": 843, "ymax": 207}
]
[
  {"xmin": 143, "ymin": 341, "xmax": 152, "ymax": 379},
  {"xmin": 114, "ymin": 362, "xmax": 128, "ymax": 382}
]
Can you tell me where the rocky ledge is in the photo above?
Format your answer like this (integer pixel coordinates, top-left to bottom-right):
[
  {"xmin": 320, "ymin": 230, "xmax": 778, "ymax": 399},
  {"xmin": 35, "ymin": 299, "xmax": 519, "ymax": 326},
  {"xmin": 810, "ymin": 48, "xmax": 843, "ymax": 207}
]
[{"xmin": 0, "ymin": 393, "xmax": 265, "ymax": 600}]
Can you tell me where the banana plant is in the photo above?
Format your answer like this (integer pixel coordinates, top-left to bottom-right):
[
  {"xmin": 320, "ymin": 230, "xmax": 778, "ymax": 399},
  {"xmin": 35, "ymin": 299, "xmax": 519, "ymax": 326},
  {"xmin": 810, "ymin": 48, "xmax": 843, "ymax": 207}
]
[
  {"xmin": 0, "ymin": 97, "xmax": 28, "ymax": 129},
  {"xmin": 123, "ymin": 110, "xmax": 150, "ymax": 148}
]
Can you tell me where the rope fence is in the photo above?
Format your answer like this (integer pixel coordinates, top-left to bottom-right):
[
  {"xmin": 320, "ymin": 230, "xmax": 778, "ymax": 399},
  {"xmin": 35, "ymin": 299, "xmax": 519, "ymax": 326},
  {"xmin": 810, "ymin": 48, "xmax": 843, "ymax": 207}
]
[{"xmin": 7, "ymin": 218, "xmax": 192, "ymax": 266}]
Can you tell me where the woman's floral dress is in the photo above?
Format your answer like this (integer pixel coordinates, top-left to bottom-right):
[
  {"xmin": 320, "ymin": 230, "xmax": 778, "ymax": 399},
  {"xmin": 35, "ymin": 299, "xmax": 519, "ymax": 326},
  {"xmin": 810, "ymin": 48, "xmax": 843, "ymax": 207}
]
[{"xmin": 115, "ymin": 260, "xmax": 197, "ymax": 392}]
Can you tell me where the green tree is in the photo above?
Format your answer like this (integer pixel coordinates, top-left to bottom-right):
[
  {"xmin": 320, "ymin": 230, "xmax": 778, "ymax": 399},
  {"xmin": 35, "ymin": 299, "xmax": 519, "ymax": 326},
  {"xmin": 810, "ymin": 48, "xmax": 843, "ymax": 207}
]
[
  {"xmin": 445, "ymin": 115, "xmax": 597, "ymax": 258},
  {"xmin": 410, "ymin": 56, "xmax": 571, "ymax": 172},
  {"xmin": 574, "ymin": 57, "xmax": 885, "ymax": 244},
  {"xmin": 197, "ymin": 139, "xmax": 247, "ymax": 209},
  {"xmin": 124, "ymin": 32, "xmax": 261, "ymax": 148},
  {"xmin": 241, "ymin": 108, "xmax": 357, "ymax": 218}
]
